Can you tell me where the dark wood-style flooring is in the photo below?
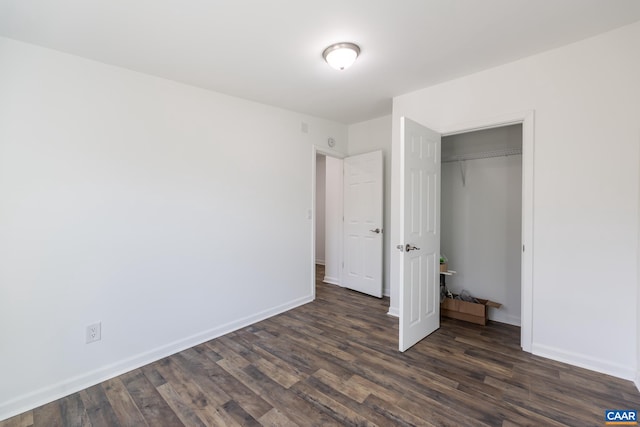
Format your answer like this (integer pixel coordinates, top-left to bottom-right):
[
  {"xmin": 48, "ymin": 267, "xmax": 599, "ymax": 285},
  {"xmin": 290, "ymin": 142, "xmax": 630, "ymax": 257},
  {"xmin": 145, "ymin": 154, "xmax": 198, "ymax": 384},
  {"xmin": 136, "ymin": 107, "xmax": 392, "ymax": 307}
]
[{"xmin": 2, "ymin": 265, "xmax": 638, "ymax": 426}]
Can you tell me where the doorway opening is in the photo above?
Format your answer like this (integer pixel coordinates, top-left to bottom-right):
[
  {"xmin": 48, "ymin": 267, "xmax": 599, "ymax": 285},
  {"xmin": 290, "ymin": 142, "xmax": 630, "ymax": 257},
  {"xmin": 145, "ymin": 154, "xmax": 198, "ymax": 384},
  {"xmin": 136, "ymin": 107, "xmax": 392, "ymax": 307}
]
[
  {"xmin": 311, "ymin": 147, "xmax": 385, "ymax": 301},
  {"xmin": 314, "ymin": 151, "xmax": 344, "ymax": 296},
  {"xmin": 397, "ymin": 111, "xmax": 533, "ymax": 353},
  {"xmin": 439, "ymin": 111, "xmax": 534, "ymax": 351},
  {"xmin": 440, "ymin": 124, "xmax": 523, "ymax": 327}
]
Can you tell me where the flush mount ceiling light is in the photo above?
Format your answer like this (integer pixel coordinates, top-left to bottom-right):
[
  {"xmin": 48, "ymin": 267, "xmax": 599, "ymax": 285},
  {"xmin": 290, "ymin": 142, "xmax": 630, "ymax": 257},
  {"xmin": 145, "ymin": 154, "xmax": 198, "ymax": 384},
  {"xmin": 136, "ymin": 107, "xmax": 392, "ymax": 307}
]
[{"xmin": 322, "ymin": 42, "xmax": 360, "ymax": 70}]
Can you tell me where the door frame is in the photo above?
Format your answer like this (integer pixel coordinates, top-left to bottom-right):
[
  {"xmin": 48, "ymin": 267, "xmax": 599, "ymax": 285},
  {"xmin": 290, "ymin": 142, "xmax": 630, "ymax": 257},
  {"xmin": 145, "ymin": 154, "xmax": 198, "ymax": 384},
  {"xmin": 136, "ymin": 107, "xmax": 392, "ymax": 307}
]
[
  {"xmin": 310, "ymin": 145, "xmax": 345, "ymax": 300},
  {"xmin": 439, "ymin": 110, "xmax": 534, "ymax": 352}
]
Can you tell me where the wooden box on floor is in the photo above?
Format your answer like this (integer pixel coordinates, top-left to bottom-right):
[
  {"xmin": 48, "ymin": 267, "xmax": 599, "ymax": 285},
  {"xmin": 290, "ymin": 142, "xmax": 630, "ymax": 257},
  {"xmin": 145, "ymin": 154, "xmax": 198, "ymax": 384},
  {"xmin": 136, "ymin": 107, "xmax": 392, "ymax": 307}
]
[{"xmin": 440, "ymin": 298, "xmax": 502, "ymax": 325}]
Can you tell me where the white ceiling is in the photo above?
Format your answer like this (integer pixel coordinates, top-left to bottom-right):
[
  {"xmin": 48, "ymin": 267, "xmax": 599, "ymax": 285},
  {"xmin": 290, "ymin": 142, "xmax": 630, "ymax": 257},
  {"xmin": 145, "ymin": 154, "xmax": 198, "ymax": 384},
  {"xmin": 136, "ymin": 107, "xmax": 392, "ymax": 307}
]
[{"xmin": 1, "ymin": 1, "xmax": 640, "ymax": 124}]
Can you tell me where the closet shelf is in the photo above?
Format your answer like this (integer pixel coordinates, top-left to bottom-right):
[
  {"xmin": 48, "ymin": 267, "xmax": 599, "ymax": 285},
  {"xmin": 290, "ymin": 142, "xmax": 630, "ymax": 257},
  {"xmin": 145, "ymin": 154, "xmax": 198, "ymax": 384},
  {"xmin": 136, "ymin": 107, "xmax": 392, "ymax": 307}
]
[{"xmin": 442, "ymin": 148, "xmax": 522, "ymax": 163}]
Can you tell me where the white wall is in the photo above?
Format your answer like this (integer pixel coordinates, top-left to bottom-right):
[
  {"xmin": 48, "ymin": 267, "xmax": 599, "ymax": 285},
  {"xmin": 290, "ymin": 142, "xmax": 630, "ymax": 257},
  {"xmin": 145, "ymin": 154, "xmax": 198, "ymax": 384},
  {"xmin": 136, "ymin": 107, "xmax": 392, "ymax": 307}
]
[
  {"xmin": 638, "ymin": 143, "xmax": 640, "ymax": 390},
  {"xmin": 323, "ymin": 156, "xmax": 343, "ymax": 285},
  {"xmin": 391, "ymin": 21, "xmax": 640, "ymax": 380},
  {"xmin": 315, "ymin": 154, "xmax": 326, "ymax": 264},
  {"xmin": 0, "ymin": 37, "xmax": 348, "ymax": 420},
  {"xmin": 348, "ymin": 115, "xmax": 392, "ymax": 298},
  {"xmin": 441, "ymin": 126, "xmax": 522, "ymax": 326}
]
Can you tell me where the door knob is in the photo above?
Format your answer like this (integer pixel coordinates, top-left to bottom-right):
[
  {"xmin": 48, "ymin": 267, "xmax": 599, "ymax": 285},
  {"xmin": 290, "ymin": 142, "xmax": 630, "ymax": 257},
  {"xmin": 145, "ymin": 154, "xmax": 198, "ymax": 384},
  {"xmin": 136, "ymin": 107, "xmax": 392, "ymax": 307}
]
[
  {"xmin": 370, "ymin": 228, "xmax": 381, "ymax": 234},
  {"xmin": 405, "ymin": 244, "xmax": 420, "ymax": 252}
]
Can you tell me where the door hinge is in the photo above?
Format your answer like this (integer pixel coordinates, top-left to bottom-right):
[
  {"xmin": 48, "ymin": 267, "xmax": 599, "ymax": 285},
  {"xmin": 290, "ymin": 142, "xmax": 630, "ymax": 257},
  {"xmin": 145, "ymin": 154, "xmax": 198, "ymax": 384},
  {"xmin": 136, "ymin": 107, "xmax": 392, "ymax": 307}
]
[{"xmin": 523, "ymin": 244, "xmax": 525, "ymax": 252}]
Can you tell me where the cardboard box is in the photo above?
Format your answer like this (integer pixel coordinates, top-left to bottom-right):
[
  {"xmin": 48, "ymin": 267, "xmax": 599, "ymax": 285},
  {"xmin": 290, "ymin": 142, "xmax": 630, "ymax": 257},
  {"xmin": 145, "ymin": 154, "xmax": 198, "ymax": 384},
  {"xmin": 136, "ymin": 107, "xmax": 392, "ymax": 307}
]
[{"xmin": 440, "ymin": 297, "xmax": 502, "ymax": 325}]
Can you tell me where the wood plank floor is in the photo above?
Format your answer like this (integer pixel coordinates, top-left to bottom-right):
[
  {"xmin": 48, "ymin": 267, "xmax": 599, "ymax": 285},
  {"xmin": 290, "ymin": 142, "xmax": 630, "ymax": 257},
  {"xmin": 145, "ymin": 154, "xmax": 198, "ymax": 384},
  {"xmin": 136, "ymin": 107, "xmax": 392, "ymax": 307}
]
[{"xmin": 2, "ymin": 265, "xmax": 638, "ymax": 426}]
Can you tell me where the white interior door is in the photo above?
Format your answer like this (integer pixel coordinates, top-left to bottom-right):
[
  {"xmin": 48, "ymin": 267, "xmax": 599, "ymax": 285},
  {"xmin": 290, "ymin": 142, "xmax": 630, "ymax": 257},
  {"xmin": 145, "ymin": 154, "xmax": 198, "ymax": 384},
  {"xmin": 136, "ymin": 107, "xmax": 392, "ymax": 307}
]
[
  {"xmin": 342, "ymin": 150, "xmax": 383, "ymax": 298},
  {"xmin": 399, "ymin": 117, "xmax": 441, "ymax": 352}
]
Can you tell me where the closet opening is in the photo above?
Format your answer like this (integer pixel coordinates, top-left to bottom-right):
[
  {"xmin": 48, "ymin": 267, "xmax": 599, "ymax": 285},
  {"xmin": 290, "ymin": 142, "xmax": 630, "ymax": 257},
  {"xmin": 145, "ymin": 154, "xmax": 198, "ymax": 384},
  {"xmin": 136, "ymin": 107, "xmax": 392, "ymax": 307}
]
[{"xmin": 441, "ymin": 124, "xmax": 523, "ymax": 327}]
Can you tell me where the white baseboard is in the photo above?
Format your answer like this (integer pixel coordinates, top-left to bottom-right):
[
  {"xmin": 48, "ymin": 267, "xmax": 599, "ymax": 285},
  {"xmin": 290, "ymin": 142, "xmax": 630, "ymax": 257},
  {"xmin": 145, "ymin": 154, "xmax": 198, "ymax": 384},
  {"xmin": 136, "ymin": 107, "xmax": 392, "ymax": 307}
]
[
  {"xmin": 0, "ymin": 295, "xmax": 313, "ymax": 422},
  {"xmin": 387, "ymin": 306, "xmax": 399, "ymax": 317},
  {"xmin": 315, "ymin": 260, "xmax": 325, "ymax": 266},
  {"xmin": 488, "ymin": 311, "xmax": 521, "ymax": 327},
  {"xmin": 531, "ymin": 343, "xmax": 636, "ymax": 381},
  {"xmin": 323, "ymin": 276, "xmax": 340, "ymax": 286}
]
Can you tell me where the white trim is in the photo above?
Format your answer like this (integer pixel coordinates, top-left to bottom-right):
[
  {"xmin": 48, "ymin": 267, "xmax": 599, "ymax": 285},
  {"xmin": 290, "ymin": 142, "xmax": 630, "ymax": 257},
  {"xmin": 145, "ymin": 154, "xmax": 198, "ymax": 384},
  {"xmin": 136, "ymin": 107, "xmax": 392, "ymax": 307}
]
[
  {"xmin": 532, "ymin": 343, "xmax": 636, "ymax": 381},
  {"xmin": 489, "ymin": 313, "xmax": 521, "ymax": 327},
  {"xmin": 438, "ymin": 110, "xmax": 535, "ymax": 353},
  {"xmin": 520, "ymin": 111, "xmax": 535, "ymax": 353},
  {"xmin": 439, "ymin": 110, "xmax": 532, "ymax": 136},
  {"xmin": 315, "ymin": 145, "xmax": 346, "ymax": 159},
  {"xmin": 323, "ymin": 276, "xmax": 341, "ymax": 286},
  {"xmin": 637, "ymin": 131, "xmax": 640, "ymax": 394},
  {"xmin": 311, "ymin": 146, "xmax": 318, "ymax": 301},
  {"xmin": 315, "ymin": 260, "xmax": 326, "ymax": 266},
  {"xmin": 387, "ymin": 306, "xmax": 399, "ymax": 317},
  {"xmin": 0, "ymin": 295, "xmax": 313, "ymax": 422},
  {"xmin": 311, "ymin": 145, "xmax": 345, "ymax": 298},
  {"xmin": 397, "ymin": 117, "xmax": 407, "ymax": 349}
]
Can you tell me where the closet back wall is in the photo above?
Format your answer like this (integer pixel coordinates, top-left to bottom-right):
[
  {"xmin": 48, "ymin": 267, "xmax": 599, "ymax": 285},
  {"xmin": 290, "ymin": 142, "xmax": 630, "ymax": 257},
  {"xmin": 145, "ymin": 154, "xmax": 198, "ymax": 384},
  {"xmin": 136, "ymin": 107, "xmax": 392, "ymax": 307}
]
[{"xmin": 441, "ymin": 125, "xmax": 522, "ymax": 326}]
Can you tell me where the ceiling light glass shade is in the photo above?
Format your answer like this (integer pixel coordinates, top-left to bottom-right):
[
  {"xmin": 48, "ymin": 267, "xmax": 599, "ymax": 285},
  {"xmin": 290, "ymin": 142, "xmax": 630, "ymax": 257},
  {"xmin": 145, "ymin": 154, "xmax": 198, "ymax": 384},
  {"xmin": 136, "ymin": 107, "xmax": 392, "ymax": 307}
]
[{"xmin": 323, "ymin": 42, "xmax": 360, "ymax": 70}]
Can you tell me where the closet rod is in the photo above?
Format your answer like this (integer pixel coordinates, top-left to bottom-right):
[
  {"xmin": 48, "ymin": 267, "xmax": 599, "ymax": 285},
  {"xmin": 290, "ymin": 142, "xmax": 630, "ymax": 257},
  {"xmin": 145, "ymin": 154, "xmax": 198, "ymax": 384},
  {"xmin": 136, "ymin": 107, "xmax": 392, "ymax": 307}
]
[{"xmin": 441, "ymin": 148, "xmax": 522, "ymax": 163}]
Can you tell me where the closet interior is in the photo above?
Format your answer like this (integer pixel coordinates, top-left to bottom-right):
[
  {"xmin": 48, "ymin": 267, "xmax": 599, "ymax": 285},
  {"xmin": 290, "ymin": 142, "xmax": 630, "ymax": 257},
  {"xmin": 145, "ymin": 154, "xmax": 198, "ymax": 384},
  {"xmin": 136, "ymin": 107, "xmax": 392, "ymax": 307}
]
[{"xmin": 441, "ymin": 124, "xmax": 523, "ymax": 326}]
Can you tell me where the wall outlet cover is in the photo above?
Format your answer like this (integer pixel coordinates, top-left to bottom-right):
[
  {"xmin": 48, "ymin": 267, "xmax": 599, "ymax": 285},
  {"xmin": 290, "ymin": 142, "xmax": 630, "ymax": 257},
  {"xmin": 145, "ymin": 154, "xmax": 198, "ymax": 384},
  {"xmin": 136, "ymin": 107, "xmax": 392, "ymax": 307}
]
[{"xmin": 86, "ymin": 322, "xmax": 101, "ymax": 344}]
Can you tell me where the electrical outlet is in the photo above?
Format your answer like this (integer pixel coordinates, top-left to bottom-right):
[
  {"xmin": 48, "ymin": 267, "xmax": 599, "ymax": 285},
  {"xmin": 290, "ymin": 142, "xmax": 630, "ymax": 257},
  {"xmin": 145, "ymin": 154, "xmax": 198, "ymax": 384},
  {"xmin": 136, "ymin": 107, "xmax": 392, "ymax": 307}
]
[{"xmin": 86, "ymin": 322, "xmax": 101, "ymax": 344}]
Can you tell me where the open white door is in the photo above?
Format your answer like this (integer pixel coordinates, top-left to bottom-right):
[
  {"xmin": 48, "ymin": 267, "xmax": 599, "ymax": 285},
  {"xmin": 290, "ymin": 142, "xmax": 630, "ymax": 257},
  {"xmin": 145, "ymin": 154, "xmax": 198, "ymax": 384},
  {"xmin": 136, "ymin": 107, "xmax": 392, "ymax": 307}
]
[
  {"xmin": 399, "ymin": 117, "xmax": 441, "ymax": 352},
  {"xmin": 342, "ymin": 151, "xmax": 383, "ymax": 298}
]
